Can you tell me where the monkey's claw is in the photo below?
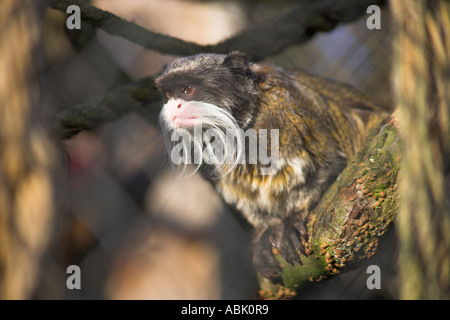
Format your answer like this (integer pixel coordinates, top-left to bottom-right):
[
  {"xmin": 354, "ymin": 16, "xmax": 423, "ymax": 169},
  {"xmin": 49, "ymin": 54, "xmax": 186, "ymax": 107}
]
[
  {"xmin": 252, "ymin": 225, "xmax": 283, "ymax": 282},
  {"xmin": 278, "ymin": 215, "xmax": 307, "ymax": 265},
  {"xmin": 252, "ymin": 216, "xmax": 308, "ymax": 281}
]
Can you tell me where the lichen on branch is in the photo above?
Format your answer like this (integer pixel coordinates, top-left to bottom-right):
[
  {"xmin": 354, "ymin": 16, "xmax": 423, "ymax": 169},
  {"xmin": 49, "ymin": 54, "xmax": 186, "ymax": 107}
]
[{"xmin": 259, "ymin": 113, "xmax": 400, "ymax": 299}]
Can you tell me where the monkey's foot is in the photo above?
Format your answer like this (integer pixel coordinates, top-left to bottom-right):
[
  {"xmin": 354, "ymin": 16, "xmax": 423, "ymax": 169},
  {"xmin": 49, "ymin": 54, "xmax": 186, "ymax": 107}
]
[
  {"xmin": 252, "ymin": 226, "xmax": 282, "ymax": 282},
  {"xmin": 252, "ymin": 216, "xmax": 307, "ymax": 281},
  {"xmin": 279, "ymin": 215, "xmax": 308, "ymax": 264}
]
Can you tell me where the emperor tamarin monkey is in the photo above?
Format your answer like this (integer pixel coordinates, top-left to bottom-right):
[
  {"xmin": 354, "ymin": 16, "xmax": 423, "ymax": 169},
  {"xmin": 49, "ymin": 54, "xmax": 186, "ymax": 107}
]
[{"xmin": 155, "ymin": 52, "xmax": 387, "ymax": 280}]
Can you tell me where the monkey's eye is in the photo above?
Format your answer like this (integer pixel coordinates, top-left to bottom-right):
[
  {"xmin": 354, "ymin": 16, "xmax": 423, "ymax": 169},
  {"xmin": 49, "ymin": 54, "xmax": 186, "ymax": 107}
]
[
  {"xmin": 182, "ymin": 86, "xmax": 195, "ymax": 96},
  {"xmin": 166, "ymin": 91, "xmax": 173, "ymax": 99}
]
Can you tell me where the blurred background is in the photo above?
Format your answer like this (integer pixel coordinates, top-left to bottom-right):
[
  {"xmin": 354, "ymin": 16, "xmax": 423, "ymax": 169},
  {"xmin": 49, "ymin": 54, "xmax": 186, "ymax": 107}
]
[{"xmin": 33, "ymin": 0, "xmax": 396, "ymax": 299}]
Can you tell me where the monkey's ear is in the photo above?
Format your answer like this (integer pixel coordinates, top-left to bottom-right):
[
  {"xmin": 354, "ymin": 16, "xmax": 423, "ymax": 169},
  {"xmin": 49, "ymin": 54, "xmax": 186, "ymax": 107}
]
[{"xmin": 223, "ymin": 51, "xmax": 251, "ymax": 74}]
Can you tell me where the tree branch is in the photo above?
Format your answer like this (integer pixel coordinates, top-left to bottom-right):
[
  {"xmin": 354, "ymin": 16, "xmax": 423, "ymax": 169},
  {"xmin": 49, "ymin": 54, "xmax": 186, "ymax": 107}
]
[
  {"xmin": 258, "ymin": 112, "xmax": 400, "ymax": 298},
  {"xmin": 50, "ymin": 0, "xmax": 204, "ymax": 56},
  {"xmin": 50, "ymin": 0, "xmax": 384, "ymax": 61},
  {"xmin": 51, "ymin": 78, "xmax": 161, "ymax": 139},
  {"xmin": 50, "ymin": 0, "xmax": 385, "ymax": 139}
]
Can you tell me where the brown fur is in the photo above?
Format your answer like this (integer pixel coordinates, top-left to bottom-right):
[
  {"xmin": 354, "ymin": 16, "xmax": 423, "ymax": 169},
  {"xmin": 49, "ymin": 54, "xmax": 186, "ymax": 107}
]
[
  {"xmin": 157, "ymin": 52, "xmax": 387, "ymax": 277},
  {"xmin": 215, "ymin": 63, "xmax": 387, "ymax": 228}
]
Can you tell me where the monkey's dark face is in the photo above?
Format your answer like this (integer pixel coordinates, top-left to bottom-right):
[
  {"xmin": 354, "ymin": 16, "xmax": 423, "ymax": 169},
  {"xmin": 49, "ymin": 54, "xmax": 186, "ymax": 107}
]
[
  {"xmin": 155, "ymin": 52, "xmax": 259, "ymax": 130},
  {"xmin": 155, "ymin": 52, "xmax": 260, "ymax": 175}
]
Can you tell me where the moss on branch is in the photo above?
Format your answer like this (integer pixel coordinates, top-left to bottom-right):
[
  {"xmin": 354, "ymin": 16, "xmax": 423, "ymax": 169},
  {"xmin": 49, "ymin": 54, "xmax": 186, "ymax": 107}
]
[{"xmin": 259, "ymin": 113, "xmax": 400, "ymax": 299}]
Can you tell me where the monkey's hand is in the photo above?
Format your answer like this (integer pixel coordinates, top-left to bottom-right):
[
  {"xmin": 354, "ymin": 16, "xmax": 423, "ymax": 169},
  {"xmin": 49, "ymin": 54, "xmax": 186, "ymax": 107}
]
[{"xmin": 252, "ymin": 215, "xmax": 307, "ymax": 281}]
